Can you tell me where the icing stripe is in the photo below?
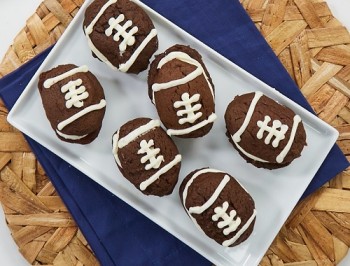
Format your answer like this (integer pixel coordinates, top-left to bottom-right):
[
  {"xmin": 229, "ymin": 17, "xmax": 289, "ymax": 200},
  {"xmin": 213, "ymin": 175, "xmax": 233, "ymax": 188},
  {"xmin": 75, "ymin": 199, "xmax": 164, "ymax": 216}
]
[
  {"xmin": 84, "ymin": 0, "xmax": 157, "ymax": 72},
  {"xmin": 231, "ymin": 92, "xmax": 302, "ymax": 164},
  {"xmin": 85, "ymin": 0, "xmax": 118, "ymax": 35},
  {"xmin": 182, "ymin": 168, "xmax": 224, "ymax": 207},
  {"xmin": 276, "ymin": 115, "xmax": 301, "ymax": 163},
  {"xmin": 43, "ymin": 65, "xmax": 89, "ymax": 88},
  {"xmin": 232, "ymin": 140, "xmax": 268, "ymax": 163},
  {"xmin": 222, "ymin": 209, "xmax": 256, "ymax": 247},
  {"xmin": 151, "ymin": 51, "xmax": 214, "ymax": 102},
  {"xmin": 85, "ymin": 33, "xmax": 119, "ymax": 71},
  {"xmin": 152, "ymin": 67, "xmax": 202, "ymax": 92},
  {"xmin": 139, "ymin": 154, "xmax": 182, "ymax": 191},
  {"xmin": 112, "ymin": 130, "xmax": 122, "ymax": 167},
  {"xmin": 232, "ymin": 91, "xmax": 263, "ymax": 143},
  {"xmin": 188, "ymin": 175, "xmax": 230, "ymax": 214},
  {"xmin": 119, "ymin": 29, "xmax": 157, "ymax": 72},
  {"xmin": 57, "ymin": 100, "xmax": 106, "ymax": 131},
  {"xmin": 117, "ymin": 119, "xmax": 160, "ymax": 149},
  {"xmin": 166, "ymin": 113, "xmax": 217, "ymax": 136}
]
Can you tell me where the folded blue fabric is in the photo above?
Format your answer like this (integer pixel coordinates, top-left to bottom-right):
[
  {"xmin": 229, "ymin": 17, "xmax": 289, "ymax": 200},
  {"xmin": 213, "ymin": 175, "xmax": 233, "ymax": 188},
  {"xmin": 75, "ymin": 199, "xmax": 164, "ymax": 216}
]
[{"xmin": 0, "ymin": 0, "xmax": 348, "ymax": 265}]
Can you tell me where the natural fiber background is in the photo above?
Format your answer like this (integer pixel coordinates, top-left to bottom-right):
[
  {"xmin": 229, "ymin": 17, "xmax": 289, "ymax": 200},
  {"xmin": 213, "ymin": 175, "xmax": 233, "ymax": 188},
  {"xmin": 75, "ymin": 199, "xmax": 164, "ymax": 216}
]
[{"xmin": 0, "ymin": 0, "xmax": 349, "ymax": 265}]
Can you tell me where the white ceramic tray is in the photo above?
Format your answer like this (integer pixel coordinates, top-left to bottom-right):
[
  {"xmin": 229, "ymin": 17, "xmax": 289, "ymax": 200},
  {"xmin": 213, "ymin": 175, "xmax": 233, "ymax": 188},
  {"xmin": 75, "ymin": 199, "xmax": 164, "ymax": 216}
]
[{"xmin": 8, "ymin": 1, "xmax": 339, "ymax": 265}]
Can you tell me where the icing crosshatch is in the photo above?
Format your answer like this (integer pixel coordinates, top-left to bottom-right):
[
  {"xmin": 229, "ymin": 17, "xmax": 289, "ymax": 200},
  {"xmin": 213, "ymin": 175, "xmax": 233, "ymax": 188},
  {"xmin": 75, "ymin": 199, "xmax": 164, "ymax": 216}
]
[
  {"xmin": 138, "ymin": 139, "xmax": 164, "ymax": 170},
  {"xmin": 174, "ymin": 93, "xmax": 203, "ymax": 125},
  {"xmin": 256, "ymin": 116, "xmax": 289, "ymax": 147},
  {"xmin": 105, "ymin": 14, "xmax": 138, "ymax": 53},
  {"xmin": 83, "ymin": 0, "xmax": 158, "ymax": 73},
  {"xmin": 212, "ymin": 201, "xmax": 242, "ymax": 236}
]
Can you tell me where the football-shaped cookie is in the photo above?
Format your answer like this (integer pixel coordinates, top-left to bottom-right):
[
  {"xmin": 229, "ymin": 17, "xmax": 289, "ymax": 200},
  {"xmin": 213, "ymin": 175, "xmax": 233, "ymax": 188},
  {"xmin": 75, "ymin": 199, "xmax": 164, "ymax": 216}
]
[
  {"xmin": 148, "ymin": 44, "xmax": 217, "ymax": 138},
  {"xmin": 179, "ymin": 168, "xmax": 256, "ymax": 247},
  {"xmin": 38, "ymin": 64, "xmax": 106, "ymax": 144},
  {"xmin": 83, "ymin": 0, "xmax": 158, "ymax": 74},
  {"xmin": 224, "ymin": 91, "xmax": 307, "ymax": 169},
  {"xmin": 112, "ymin": 118, "xmax": 182, "ymax": 196}
]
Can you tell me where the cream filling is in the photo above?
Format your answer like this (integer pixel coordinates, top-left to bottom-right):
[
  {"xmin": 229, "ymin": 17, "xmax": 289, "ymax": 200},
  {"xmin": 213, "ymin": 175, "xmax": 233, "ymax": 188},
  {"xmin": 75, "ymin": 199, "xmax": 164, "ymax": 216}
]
[{"xmin": 56, "ymin": 130, "xmax": 88, "ymax": 140}]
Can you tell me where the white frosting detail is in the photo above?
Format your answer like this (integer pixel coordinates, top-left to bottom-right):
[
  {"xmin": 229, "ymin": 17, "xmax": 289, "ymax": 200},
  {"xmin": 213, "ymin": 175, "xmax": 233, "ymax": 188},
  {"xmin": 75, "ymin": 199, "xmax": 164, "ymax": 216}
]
[
  {"xmin": 43, "ymin": 65, "xmax": 89, "ymax": 89},
  {"xmin": 105, "ymin": 14, "xmax": 138, "ymax": 53},
  {"xmin": 151, "ymin": 51, "xmax": 214, "ymax": 102},
  {"xmin": 182, "ymin": 169, "xmax": 256, "ymax": 246},
  {"xmin": 212, "ymin": 201, "xmax": 241, "ymax": 236},
  {"xmin": 256, "ymin": 116, "xmax": 289, "ymax": 148},
  {"xmin": 85, "ymin": 33, "xmax": 119, "ymax": 71},
  {"xmin": 152, "ymin": 67, "xmax": 202, "ymax": 94},
  {"xmin": 188, "ymin": 174, "xmax": 230, "ymax": 215},
  {"xmin": 118, "ymin": 29, "xmax": 157, "ymax": 72},
  {"xmin": 137, "ymin": 139, "xmax": 164, "ymax": 170},
  {"xmin": 232, "ymin": 91, "xmax": 263, "ymax": 143},
  {"xmin": 222, "ymin": 209, "xmax": 257, "ymax": 247},
  {"xmin": 139, "ymin": 154, "xmax": 182, "ymax": 191},
  {"xmin": 276, "ymin": 115, "xmax": 301, "ymax": 163},
  {"xmin": 182, "ymin": 168, "xmax": 224, "ymax": 210},
  {"xmin": 85, "ymin": 0, "xmax": 118, "ymax": 35},
  {"xmin": 112, "ymin": 130, "xmax": 122, "ymax": 167},
  {"xmin": 84, "ymin": 0, "xmax": 157, "ymax": 73},
  {"xmin": 55, "ymin": 130, "xmax": 88, "ymax": 140},
  {"xmin": 61, "ymin": 79, "xmax": 89, "ymax": 109},
  {"xmin": 232, "ymin": 141, "xmax": 268, "ymax": 163},
  {"xmin": 174, "ymin": 93, "xmax": 202, "ymax": 124},
  {"xmin": 117, "ymin": 119, "xmax": 161, "ymax": 149},
  {"xmin": 57, "ymin": 99, "xmax": 106, "ymax": 131},
  {"xmin": 167, "ymin": 113, "xmax": 217, "ymax": 136},
  {"xmin": 231, "ymin": 92, "xmax": 303, "ymax": 164}
]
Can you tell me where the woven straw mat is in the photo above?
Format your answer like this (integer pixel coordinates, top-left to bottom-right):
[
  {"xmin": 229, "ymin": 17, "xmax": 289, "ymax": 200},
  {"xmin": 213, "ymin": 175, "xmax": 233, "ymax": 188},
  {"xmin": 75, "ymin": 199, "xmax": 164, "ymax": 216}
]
[{"xmin": 0, "ymin": 0, "xmax": 350, "ymax": 265}]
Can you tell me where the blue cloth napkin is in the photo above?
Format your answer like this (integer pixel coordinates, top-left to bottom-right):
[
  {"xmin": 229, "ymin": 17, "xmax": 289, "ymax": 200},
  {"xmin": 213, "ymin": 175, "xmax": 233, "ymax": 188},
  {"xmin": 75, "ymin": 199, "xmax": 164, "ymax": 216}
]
[{"xmin": 0, "ymin": 0, "xmax": 348, "ymax": 265}]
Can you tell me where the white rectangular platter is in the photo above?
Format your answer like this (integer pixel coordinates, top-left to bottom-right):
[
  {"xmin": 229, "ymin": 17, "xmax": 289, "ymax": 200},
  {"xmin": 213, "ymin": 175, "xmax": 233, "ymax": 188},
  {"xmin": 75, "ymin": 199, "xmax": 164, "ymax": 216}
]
[{"xmin": 7, "ymin": 1, "xmax": 339, "ymax": 265}]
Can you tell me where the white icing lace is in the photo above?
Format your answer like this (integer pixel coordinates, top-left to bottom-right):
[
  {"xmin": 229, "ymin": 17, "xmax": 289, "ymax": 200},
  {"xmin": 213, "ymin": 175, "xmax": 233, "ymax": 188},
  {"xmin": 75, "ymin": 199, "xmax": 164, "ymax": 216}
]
[
  {"xmin": 61, "ymin": 79, "xmax": 89, "ymax": 108},
  {"xmin": 138, "ymin": 139, "xmax": 164, "ymax": 170},
  {"xmin": 174, "ymin": 93, "xmax": 202, "ymax": 124},
  {"xmin": 256, "ymin": 116, "xmax": 289, "ymax": 148},
  {"xmin": 212, "ymin": 201, "xmax": 242, "ymax": 236},
  {"xmin": 105, "ymin": 14, "xmax": 138, "ymax": 53}
]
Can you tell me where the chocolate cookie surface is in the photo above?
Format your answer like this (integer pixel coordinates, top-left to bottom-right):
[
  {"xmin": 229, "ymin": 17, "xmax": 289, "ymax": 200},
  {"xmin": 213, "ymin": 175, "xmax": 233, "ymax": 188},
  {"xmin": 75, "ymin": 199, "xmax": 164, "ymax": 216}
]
[
  {"xmin": 179, "ymin": 168, "xmax": 256, "ymax": 247},
  {"xmin": 112, "ymin": 118, "xmax": 182, "ymax": 196},
  {"xmin": 225, "ymin": 91, "xmax": 307, "ymax": 169},
  {"xmin": 148, "ymin": 44, "xmax": 216, "ymax": 138},
  {"xmin": 38, "ymin": 64, "xmax": 106, "ymax": 144},
  {"xmin": 83, "ymin": 0, "xmax": 158, "ymax": 74}
]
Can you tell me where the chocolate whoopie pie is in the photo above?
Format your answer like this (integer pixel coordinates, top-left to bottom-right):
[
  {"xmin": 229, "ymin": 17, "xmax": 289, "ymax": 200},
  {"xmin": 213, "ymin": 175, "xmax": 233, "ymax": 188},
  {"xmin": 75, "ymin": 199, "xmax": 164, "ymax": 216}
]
[
  {"xmin": 38, "ymin": 64, "xmax": 106, "ymax": 144},
  {"xmin": 83, "ymin": 0, "xmax": 158, "ymax": 74},
  {"xmin": 224, "ymin": 91, "xmax": 307, "ymax": 169},
  {"xmin": 179, "ymin": 168, "xmax": 256, "ymax": 247},
  {"xmin": 148, "ymin": 44, "xmax": 216, "ymax": 138},
  {"xmin": 112, "ymin": 117, "xmax": 182, "ymax": 196}
]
